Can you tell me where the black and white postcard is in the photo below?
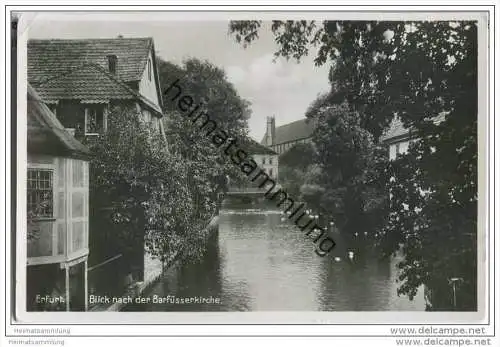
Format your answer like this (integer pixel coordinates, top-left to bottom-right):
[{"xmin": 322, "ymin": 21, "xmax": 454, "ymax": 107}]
[{"xmin": 4, "ymin": 5, "xmax": 497, "ymax": 345}]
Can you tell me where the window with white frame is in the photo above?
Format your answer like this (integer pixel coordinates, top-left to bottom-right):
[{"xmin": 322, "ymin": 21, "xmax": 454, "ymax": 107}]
[
  {"xmin": 27, "ymin": 169, "xmax": 54, "ymax": 218},
  {"xmin": 84, "ymin": 107, "xmax": 104, "ymax": 135}
]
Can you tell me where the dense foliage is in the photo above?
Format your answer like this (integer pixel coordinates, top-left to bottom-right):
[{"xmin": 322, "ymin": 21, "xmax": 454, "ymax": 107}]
[
  {"xmin": 158, "ymin": 58, "xmax": 251, "ymax": 188},
  {"xmin": 308, "ymin": 102, "xmax": 388, "ymax": 233},
  {"xmin": 85, "ymin": 106, "xmax": 203, "ymax": 267},
  {"xmin": 230, "ymin": 20, "xmax": 478, "ymax": 310},
  {"xmin": 278, "ymin": 142, "xmax": 316, "ymax": 197}
]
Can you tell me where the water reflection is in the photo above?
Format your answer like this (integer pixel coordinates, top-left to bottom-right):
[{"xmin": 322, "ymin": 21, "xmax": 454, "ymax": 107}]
[{"xmin": 125, "ymin": 203, "xmax": 425, "ymax": 311}]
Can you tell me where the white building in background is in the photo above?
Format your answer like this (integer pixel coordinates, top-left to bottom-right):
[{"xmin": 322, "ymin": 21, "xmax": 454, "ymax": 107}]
[
  {"xmin": 381, "ymin": 114, "xmax": 446, "ymax": 159},
  {"xmin": 246, "ymin": 139, "xmax": 279, "ymax": 180},
  {"xmin": 381, "ymin": 117, "xmax": 412, "ymax": 160}
]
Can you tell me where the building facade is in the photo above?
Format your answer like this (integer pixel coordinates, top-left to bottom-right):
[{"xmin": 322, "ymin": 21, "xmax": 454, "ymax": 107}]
[
  {"xmin": 243, "ymin": 138, "xmax": 279, "ymax": 180},
  {"xmin": 252, "ymin": 152, "xmax": 279, "ymax": 180},
  {"xmin": 27, "ymin": 84, "xmax": 91, "ymax": 311},
  {"xmin": 228, "ymin": 138, "xmax": 279, "ymax": 190},
  {"xmin": 260, "ymin": 116, "xmax": 314, "ymax": 155},
  {"xmin": 27, "ymin": 37, "xmax": 167, "ymax": 302}
]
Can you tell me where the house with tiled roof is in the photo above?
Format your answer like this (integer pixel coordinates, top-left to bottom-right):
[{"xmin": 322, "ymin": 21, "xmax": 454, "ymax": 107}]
[
  {"xmin": 260, "ymin": 116, "xmax": 314, "ymax": 155},
  {"xmin": 27, "ymin": 37, "xmax": 167, "ymax": 305},
  {"xmin": 28, "ymin": 37, "xmax": 165, "ymax": 139}
]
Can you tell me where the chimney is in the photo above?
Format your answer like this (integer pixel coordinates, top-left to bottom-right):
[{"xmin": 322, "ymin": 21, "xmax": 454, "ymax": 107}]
[
  {"xmin": 266, "ymin": 116, "xmax": 276, "ymax": 146},
  {"xmin": 107, "ymin": 54, "xmax": 117, "ymax": 74}
]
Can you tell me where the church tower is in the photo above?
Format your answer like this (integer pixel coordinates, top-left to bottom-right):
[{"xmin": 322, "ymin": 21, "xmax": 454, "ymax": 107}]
[{"xmin": 265, "ymin": 115, "xmax": 276, "ymax": 147}]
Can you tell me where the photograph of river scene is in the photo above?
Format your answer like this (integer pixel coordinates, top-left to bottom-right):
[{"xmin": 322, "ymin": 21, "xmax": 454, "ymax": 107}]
[{"xmin": 23, "ymin": 13, "xmax": 478, "ymax": 313}]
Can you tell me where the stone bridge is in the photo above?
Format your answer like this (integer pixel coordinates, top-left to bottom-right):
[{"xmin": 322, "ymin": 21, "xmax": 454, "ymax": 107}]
[
  {"xmin": 224, "ymin": 186, "xmax": 271, "ymax": 205},
  {"xmin": 226, "ymin": 187, "xmax": 268, "ymax": 196}
]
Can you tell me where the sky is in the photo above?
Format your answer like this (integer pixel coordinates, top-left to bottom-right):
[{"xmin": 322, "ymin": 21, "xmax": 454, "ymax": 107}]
[{"xmin": 22, "ymin": 12, "xmax": 331, "ymax": 141}]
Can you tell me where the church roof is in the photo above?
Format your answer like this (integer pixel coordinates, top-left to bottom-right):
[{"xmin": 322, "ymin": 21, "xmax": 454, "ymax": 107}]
[{"xmin": 260, "ymin": 118, "xmax": 314, "ymax": 146}]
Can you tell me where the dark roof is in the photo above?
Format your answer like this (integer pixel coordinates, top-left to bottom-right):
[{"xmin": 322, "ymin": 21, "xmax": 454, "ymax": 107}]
[
  {"xmin": 380, "ymin": 117, "xmax": 409, "ymax": 143},
  {"xmin": 35, "ymin": 63, "xmax": 162, "ymax": 115},
  {"xmin": 381, "ymin": 113, "xmax": 447, "ymax": 143},
  {"xmin": 243, "ymin": 138, "xmax": 278, "ymax": 155},
  {"xmin": 28, "ymin": 38, "xmax": 153, "ymax": 85},
  {"xmin": 27, "ymin": 84, "xmax": 91, "ymax": 159},
  {"xmin": 260, "ymin": 118, "xmax": 314, "ymax": 145}
]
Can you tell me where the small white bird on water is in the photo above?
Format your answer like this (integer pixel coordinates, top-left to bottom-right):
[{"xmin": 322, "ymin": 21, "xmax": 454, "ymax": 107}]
[
  {"xmin": 348, "ymin": 251, "xmax": 355, "ymax": 260},
  {"xmin": 354, "ymin": 232, "xmax": 358, "ymax": 237},
  {"xmin": 334, "ymin": 257, "xmax": 341, "ymax": 262}
]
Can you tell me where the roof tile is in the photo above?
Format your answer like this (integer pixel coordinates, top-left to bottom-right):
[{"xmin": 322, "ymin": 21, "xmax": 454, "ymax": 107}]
[
  {"xmin": 28, "ymin": 38, "xmax": 152, "ymax": 84},
  {"xmin": 36, "ymin": 63, "xmax": 136, "ymax": 102},
  {"xmin": 35, "ymin": 63, "xmax": 163, "ymax": 115}
]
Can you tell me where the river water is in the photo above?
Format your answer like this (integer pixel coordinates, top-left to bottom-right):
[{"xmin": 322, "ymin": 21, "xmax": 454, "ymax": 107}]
[{"xmin": 124, "ymin": 202, "xmax": 425, "ymax": 311}]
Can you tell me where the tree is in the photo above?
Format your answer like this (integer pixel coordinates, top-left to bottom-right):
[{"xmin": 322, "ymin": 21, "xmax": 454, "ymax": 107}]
[
  {"xmin": 298, "ymin": 164, "xmax": 326, "ymax": 210},
  {"xmin": 86, "ymin": 105, "xmax": 201, "ymax": 270},
  {"xmin": 230, "ymin": 20, "xmax": 478, "ymax": 310},
  {"xmin": 276, "ymin": 141, "xmax": 326, "ymax": 205},
  {"xmin": 307, "ymin": 101, "xmax": 388, "ymax": 234},
  {"xmin": 158, "ymin": 58, "xmax": 250, "ymax": 136},
  {"xmin": 158, "ymin": 58, "xmax": 251, "ymax": 191},
  {"xmin": 279, "ymin": 142, "xmax": 316, "ymax": 168},
  {"xmin": 277, "ymin": 142, "xmax": 316, "ymax": 197}
]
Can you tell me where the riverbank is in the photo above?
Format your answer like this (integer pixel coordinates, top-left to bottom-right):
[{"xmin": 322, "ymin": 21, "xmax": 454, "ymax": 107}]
[{"xmin": 88, "ymin": 215, "xmax": 220, "ymax": 312}]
